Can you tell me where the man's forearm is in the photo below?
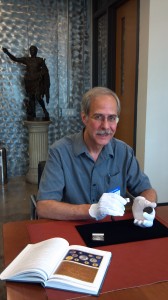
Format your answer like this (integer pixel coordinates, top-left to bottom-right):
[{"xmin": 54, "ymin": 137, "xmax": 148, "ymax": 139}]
[
  {"xmin": 139, "ymin": 188, "xmax": 157, "ymax": 202},
  {"xmin": 36, "ymin": 200, "xmax": 92, "ymax": 220}
]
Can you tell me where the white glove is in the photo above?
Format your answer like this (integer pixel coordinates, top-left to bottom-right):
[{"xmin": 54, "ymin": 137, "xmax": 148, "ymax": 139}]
[
  {"xmin": 89, "ymin": 193, "xmax": 128, "ymax": 220},
  {"xmin": 132, "ymin": 196, "xmax": 157, "ymax": 227}
]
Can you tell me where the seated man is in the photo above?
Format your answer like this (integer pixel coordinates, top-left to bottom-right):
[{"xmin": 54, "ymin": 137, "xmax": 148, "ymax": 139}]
[{"xmin": 37, "ymin": 87, "xmax": 157, "ymax": 227}]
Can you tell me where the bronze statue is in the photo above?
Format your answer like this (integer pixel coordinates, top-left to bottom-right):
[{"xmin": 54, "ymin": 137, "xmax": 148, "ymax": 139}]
[{"xmin": 2, "ymin": 45, "xmax": 50, "ymax": 121}]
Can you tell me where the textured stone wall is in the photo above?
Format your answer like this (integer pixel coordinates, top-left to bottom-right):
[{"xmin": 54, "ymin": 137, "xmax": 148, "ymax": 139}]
[{"xmin": 0, "ymin": 0, "xmax": 91, "ymax": 177}]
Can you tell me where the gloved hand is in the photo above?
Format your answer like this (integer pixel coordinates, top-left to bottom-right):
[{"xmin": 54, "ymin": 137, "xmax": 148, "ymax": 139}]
[
  {"xmin": 132, "ymin": 196, "xmax": 157, "ymax": 227},
  {"xmin": 89, "ymin": 193, "xmax": 128, "ymax": 220}
]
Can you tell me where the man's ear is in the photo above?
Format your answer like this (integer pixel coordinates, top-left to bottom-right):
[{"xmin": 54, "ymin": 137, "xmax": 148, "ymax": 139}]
[{"xmin": 81, "ymin": 112, "xmax": 88, "ymax": 126}]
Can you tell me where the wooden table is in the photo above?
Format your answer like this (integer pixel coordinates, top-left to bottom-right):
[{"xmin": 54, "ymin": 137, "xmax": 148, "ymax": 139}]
[{"xmin": 2, "ymin": 206, "xmax": 168, "ymax": 300}]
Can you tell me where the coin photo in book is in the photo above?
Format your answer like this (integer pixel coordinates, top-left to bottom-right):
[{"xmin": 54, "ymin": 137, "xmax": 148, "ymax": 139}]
[{"xmin": 55, "ymin": 249, "xmax": 103, "ymax": 282}]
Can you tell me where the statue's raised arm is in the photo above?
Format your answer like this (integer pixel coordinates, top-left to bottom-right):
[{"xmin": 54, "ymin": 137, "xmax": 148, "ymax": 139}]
[{"xmin": 2, "ymin": 47, "xmax": 23, "ymax": 63}]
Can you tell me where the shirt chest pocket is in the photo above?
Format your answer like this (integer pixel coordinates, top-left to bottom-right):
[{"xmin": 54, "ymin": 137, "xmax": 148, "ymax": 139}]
[{"xmin": 104, "ymin": 172, "xmax": 123, "ymax": 194}]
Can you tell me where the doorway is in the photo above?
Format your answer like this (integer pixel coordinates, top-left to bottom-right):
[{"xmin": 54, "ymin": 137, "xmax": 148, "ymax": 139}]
[{"xmin": 92, "ymin": 0, "xmax": 139, "ymax": 149}]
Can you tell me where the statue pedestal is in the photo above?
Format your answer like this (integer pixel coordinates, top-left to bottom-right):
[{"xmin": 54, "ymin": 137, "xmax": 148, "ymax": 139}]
[{"xmin": 24, "ymin": 120, "xmax": 51, "ymax": 184}]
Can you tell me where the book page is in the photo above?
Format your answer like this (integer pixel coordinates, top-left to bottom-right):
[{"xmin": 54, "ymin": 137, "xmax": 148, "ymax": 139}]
[
  {"xmin": 0, "ymin": 238, "xmax": 69, "ymax": 282},
  {"xmin": 50, "ymin": 245, "xmax": 111, "ymax": 287}
]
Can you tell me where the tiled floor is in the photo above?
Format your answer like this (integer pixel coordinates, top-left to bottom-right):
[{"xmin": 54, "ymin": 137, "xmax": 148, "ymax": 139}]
[{"xmin": 0, "ymin": 176, "xmax": 38, "ymax": 300}]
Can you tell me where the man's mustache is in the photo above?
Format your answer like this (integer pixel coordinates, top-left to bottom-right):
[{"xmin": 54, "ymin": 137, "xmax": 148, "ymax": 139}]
[{"xmin": 96, "ymin": 130, "xmax": 113, "ymax": 136}]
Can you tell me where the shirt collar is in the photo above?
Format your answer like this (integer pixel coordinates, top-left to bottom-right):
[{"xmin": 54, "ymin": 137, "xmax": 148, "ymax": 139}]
[
  {"xmin": 73, "ymin": 130, "xmax": 88, "ymax": 156},
  {"xmin": 101, "ymin": 140, "xmax": 114, "ymax": 158}
]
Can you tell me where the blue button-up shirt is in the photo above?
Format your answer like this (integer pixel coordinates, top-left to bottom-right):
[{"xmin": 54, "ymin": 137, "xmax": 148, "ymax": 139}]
[{"xmin": 37, "ymin": 130, "xmax": 152, "ymax": 204}]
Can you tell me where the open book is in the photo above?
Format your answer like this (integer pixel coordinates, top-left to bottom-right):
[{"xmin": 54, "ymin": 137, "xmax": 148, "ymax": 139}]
[{"xmin": 0, "ymin": 237, "xmax": 112, "ymax": 295}]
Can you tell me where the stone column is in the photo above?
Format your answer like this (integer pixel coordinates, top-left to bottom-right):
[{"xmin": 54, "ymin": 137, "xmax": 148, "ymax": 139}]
[{"xmin": 24, "ymin": 120, "xmax": 51, "ymax": 184}]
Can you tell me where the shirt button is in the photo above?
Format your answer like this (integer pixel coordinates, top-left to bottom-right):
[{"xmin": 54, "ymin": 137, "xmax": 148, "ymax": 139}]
[{"xmin": 92, "ymin": 183, "xmax": 96, "ymax": 186}]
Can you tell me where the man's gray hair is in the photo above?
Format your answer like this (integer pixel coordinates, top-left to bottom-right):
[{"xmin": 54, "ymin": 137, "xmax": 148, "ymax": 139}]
[{"xmin": 81, "ymin": 87, "xmax": 121, "ymax": 116}]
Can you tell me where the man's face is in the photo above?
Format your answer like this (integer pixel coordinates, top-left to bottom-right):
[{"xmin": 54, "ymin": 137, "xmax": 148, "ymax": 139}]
[{"xmin": 81, "ymin": 94, "xmax": 119, "ymax": 149}]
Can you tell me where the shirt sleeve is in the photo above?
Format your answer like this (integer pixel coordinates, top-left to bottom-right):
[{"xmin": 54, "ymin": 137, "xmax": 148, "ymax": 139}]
[
  {"xmin": 126, "ymin": 146, "xmax": 152, "ymax": 196},
  {"xmin": 37, "ymin": 147, "xmax": 65, "ymax": 201}
]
